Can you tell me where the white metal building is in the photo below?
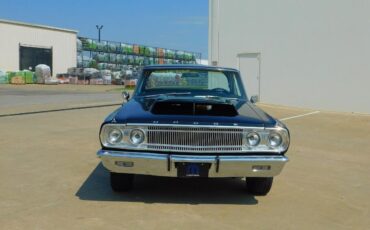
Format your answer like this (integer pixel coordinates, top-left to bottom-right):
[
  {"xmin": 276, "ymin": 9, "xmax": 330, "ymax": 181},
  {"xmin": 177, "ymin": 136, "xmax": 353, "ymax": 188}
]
[
  {"xmin": 209, "ymin": 0, "xmax": 370, "ymax": 113},
  {"xmin": 0, "ymin": 19, "xmax": 77, "ymax": 76}
]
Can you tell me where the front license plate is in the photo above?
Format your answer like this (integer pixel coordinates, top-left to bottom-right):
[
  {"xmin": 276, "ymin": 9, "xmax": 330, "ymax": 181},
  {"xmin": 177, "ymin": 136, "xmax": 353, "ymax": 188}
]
[{"xmin": 176, "ymin": 163, "xmax": 211, "ymax": 177}]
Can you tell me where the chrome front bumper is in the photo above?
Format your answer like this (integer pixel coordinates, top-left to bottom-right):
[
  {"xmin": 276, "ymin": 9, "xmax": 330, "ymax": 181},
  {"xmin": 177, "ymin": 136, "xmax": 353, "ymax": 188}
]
[{"xmin": 97, "ymin": 150, "xmax": 289, "ymax": 178}]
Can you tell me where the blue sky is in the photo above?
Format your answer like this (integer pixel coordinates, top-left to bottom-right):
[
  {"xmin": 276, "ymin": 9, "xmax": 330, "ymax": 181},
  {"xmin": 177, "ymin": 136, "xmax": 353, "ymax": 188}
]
[{"xmin": 0, "ymin": 0, "xmax": 208, "ymax": 58}]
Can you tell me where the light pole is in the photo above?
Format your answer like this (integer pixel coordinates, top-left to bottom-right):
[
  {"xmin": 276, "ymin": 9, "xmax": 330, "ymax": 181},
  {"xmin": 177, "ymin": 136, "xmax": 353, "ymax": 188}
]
[{"xmin": 96, "ymin": 25, "xmax": 103, "ymax": 42}]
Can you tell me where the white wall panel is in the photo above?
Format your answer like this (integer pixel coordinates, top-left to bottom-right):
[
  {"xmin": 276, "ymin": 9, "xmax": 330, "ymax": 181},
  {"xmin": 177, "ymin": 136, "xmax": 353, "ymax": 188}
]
[{"xmin": 209, "ymin": 0, "xmax": 370, "ymax": 113}]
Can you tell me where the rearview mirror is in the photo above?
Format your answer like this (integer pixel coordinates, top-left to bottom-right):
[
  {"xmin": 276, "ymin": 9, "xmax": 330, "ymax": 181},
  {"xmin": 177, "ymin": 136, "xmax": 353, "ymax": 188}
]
[
  {"xmin": 250, "ymin": 95, "xmax": 259, "ymax": 103},
  {"xmin": 122, "ymin": 91, "xmax": 130, "ymax": 102}
]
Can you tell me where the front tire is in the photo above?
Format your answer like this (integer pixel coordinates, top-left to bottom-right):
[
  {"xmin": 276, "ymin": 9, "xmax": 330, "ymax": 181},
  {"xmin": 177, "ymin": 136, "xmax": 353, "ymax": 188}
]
[
  {"xmin": 245, "ymin": 177, "xmax": 273, "ymax": 196},
  {"xmin": 110, "ymin": 172, "xmax": 134, "ymax": 192}
]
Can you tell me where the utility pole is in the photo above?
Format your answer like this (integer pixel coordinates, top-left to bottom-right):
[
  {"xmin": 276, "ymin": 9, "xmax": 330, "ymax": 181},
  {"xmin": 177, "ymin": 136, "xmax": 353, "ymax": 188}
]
[{"xmin": 96, "ymin": 25, "xmax": 103, "ymax": 42}]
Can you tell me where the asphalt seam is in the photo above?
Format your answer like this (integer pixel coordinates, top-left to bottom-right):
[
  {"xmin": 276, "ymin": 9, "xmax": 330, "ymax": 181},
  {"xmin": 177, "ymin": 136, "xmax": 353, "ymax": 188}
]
[{"xmin": 0, "ymin": 103, "xmax": 122, "ymax": 118}]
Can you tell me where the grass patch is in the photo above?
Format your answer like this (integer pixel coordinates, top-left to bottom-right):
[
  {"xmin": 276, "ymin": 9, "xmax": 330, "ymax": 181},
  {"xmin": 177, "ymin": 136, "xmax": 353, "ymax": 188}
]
[
  {"xmin": 124, "ymin": 85, "xmax": 136, "ymax": 90},
  {"xmin": 106, "ymin": 86, "xmax": 136, "ymax": 93}
]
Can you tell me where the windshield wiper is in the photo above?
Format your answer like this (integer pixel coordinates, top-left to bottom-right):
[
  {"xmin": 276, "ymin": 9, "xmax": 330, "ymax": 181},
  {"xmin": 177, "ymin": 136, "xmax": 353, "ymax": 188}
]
[
  {"xmin": 194, "ymin": 95, "xmax": 219, "ymax": 98},
  {"xmin": 142, "ymin": 92, "xmax": 192, "ymax": 98},
  {"xmin": 194, "ymin": 95, "xmax": 241, "ymax": 100}
]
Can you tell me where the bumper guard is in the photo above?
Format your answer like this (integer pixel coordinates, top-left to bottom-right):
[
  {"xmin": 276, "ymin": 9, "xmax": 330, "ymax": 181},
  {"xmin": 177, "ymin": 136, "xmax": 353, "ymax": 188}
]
[{"xmin": 97, "ymin": 150, "xmax": 288, "ymax": 178}]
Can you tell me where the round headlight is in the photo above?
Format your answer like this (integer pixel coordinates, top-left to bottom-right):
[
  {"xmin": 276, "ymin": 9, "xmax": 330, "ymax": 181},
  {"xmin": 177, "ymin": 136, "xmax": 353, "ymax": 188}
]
[
  {"xmin": 130, "ymin": 129, "xmax": 145, "ymax": 145},
  {"xmin": 107, "ymin": 128, "xmax": 122, "ymax": 144},
  {"xmin": 268, "ymin": 132, "xmax": 282, "ymax": 147},
  {"xmin": 246, "ymin": 132, "xmax": 260, "ymax": 146}
]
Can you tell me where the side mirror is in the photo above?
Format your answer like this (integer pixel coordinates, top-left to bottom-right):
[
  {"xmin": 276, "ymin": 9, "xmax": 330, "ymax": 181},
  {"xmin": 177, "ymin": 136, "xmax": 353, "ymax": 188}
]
[
  {"xmin": 250, "ymin": 95, "xmax": 259, "ymax": 103},
  {"xmin": 122, "ymin": 91, "xmax": 130, "ymax": 102}
]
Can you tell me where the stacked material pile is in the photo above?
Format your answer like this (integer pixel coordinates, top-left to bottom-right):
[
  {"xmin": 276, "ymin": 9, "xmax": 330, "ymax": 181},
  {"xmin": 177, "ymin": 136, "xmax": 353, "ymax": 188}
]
[
  {"xmin": 82, "ymin": 68, "xmax": 100, "ymax": 84},
  {"xmin": 35, "ymin": 64, "xmax": 50, "ymax": 83},
  {"xmin": 77, "ymin": 39, "xmax": 82, "ymax": 51},
  {"xmin": 35, "ymin": 64, "xmax": 57, "ymax": 84},
  {"xmin": 0, "ymin": 70, "xmax": 8, "ymax": 84},
  {"xmin": 100, "ymin": 70, "xmax": 112, "ymax": 85},
  {"xmin": 97, "ymin": 41, "xmax": 107, "ymax": 51},
  {"xmin": 111, "ymin": 71, "xmax": 122, "ymax": 85},
  {"xmin": 10, "ymin": 74, "xmax": 25, "ymax": 84},
  {"xmin": 120, "ymin": 44, "xmax": 133, "ymax": 54},
  {"xmin": 6, "ymin": 70, "xmax": 35, "ymax": 84},
  {"xmin": 157, "ymin": 48, "xmax": 164, "ymax": 58},
  {"xmin": 124, "ymin": 79, "xmax": 137, "ymax": 87},
  {"xmin": 108, "ymin": 42, "xmax": 117, "ymax": 52},
  {"xmin": 69, "ymin": 77, "xmax": 78, "ymax": 84},
  {"xmin": 67, "ymin": 67, "xmax": 82, "ymax": 84},
  {"xmin": 83, "ymin": 68, "xmax": 99, "ymax": 78},
  {"xmin": 77, "ymin": 36, "xmax": 199, "ymax": 73},
  {"xmin": 90, "ymin": 78, "xmax": 103, "ymax": 85},
  {"xmin": 56, "ymin": 74, "xmax": 70, "ymax": 84},
  {"xmin": 24, "ymin": 71, "xmax": 35, "ymax": 83}
]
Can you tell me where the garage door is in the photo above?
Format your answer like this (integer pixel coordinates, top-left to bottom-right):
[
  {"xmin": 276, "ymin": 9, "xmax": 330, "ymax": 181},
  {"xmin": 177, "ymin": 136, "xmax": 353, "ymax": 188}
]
[{"xmin": 19, "ymin": 45, "xmax": 53, "ymax": 74}]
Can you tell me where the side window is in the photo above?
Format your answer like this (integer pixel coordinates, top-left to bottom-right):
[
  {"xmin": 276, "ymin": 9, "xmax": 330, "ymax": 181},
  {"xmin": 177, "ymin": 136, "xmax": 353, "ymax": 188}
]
[{"xmin": 230, "ymin": 73, "xmax": 242, "ymax": 97}]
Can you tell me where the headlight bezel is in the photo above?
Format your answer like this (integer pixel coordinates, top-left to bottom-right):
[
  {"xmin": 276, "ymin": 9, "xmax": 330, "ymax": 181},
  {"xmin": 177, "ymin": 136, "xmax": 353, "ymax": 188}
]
[
  {"xmin": 100, "ymin": 124, "xmax": 148, "ymax": 149},
  {"xmin": 129, "ymin": 128, "xmax": 145, "ymax": 145},
  {"xmin": 107, "ymin": 128, "xmax": 123, "ymax": 144},
  {"xmin": 246, "ymin": 132, "xmax": 261, "ymax": 147},
  {"xmin": 268, "ymin": 132, "xmax": 283, "ymax": 148},
  {"xmin": 243, "ymin": 126, "xmax": 289, "ymax": 153},
  {"xmin": 264, "ymin": 127, "xmax": 290, "ymax": 152}
]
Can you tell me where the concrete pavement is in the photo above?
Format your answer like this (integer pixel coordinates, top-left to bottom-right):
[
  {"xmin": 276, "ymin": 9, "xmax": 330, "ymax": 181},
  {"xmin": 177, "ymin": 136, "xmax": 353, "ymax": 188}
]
[{"xmin": 0, "ymin": 85, "xmax": 369, "ymax": 229}]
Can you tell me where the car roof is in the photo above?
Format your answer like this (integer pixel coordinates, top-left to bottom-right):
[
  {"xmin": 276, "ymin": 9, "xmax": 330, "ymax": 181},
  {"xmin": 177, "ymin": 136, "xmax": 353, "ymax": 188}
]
[{"xmin": 142, "ymin": 64, "xmax": 239, "ymax": 72}]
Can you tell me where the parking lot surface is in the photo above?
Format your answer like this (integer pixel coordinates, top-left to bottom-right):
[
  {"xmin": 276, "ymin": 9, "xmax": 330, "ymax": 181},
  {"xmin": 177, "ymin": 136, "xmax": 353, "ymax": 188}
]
[
  {"xmin": 0, "ymin": 85, "xmax": 369, "ymax": 229},
  {"xmin": 0, "ymin": 84, "xmax": 123, "ymax": 115}
]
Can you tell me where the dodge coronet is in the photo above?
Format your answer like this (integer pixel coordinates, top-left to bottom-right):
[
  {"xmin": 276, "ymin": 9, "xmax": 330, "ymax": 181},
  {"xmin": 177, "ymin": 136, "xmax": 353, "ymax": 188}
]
[{"xmin": 97, "ymin": 65, "xmax": 290, "ymax": 196}]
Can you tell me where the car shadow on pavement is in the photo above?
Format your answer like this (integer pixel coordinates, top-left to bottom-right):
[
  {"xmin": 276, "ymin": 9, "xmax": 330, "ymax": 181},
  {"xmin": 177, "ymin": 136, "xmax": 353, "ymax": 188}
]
[{"xmin": 75, "ymin": 163, "xmax": 258, "ymax": 205}]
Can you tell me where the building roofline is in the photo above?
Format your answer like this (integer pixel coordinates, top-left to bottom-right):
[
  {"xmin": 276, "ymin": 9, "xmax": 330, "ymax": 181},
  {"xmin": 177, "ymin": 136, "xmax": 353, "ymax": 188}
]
[{"xmin": 0, "ymin": 19, "xmax": 78, "ymax": 34}]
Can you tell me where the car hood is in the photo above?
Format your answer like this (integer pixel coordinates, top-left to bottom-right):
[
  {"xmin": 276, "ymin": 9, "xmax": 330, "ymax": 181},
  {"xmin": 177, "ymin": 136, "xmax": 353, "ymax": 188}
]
[{"xmin": 109, "ymin": 96, "xmax": 277, "ymax": 127}]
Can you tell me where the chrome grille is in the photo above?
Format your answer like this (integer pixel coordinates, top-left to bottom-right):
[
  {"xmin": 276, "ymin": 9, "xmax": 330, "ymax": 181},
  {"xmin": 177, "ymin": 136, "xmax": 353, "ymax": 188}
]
[{"xmin": 147, "ymin": 126, "xmax": 243, "ymax": 152}]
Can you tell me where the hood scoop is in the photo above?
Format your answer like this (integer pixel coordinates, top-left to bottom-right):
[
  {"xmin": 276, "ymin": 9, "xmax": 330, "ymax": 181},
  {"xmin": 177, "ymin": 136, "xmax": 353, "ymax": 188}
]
[{"xmin": 151, "ymin": 101, "xmax": 238, "ymax": 116}]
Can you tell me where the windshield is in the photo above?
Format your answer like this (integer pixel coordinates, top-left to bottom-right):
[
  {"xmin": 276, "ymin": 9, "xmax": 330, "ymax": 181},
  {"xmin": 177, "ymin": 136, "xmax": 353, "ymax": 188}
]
[{"xmin": 136, "ymin": 69, "xmax": 246, "ymax": 99}]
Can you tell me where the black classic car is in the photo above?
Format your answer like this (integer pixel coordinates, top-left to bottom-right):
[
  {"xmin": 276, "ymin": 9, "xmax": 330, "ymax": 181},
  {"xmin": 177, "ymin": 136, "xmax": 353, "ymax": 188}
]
[{"xmin": 98, "ymin": 65, "xmax": 289, "ymax": 195}]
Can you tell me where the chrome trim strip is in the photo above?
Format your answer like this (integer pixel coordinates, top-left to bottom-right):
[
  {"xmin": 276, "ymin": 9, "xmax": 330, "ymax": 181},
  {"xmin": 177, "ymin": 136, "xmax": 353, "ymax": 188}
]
[
  {"xmin": 97, "ymin": 150, "xmax": 288, "ymax": 162},
  {"xmin": 104, "ymin": 147, "xmax": 285, "ymax": 153},
  {"xmin": 126, "ymin": 123, "xmax": 265, "ymax": 129}
]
